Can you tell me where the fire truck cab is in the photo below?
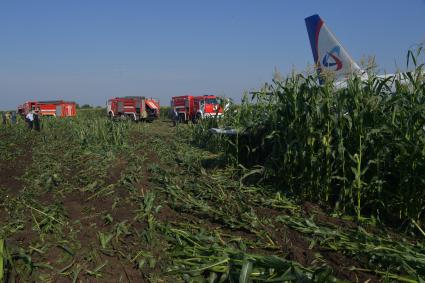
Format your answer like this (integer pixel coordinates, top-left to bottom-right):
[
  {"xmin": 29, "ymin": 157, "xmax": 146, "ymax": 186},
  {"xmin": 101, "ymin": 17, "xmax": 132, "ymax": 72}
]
[
  {"xmin": 107, "ymin": 96, "xmax": 160, "ymax": 122},
  {"xmin": 171, "ymin": 95, "xmax": 222, "ymax": 123}
]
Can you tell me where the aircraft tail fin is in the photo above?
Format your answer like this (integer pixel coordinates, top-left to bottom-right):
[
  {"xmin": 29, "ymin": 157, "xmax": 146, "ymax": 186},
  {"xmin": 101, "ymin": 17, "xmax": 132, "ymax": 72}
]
[{"xmin": 305, "ymin": 14, "xmax": 362, "ymax": 82}]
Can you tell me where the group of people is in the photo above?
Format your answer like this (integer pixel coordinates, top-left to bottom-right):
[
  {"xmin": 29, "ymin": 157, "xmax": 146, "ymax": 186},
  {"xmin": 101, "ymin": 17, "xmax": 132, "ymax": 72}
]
[
  {"xmin": 1, "ymin": 109, "xmax": 41, "ymax": 131},
  {"xmin": 25, "ymin": 109, "xmax": 41, "ymax": 131}
]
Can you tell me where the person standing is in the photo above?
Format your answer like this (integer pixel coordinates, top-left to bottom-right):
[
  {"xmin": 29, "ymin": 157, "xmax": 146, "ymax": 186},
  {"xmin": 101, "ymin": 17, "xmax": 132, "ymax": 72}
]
[
  {"xmin": 5, "ymin": 112, "xmax": 11, "ymax": 126},
  {"xmin": 26, "ymin": 111, "xmax": 34, "ymax": 130},
  {"xmin": 33, "ymin": 109, "xmax": 41, "ymax": 131},
  {"xmin": 172, "ymin": 108, "xmax": 178, "ymax": 126},
  {"xmin": 1, "ymin": 112, "xmax": 6, "ymax": 126},
  {"xmin": 11, "ymin": 111, "xmax": 17, "ymax": 125}
]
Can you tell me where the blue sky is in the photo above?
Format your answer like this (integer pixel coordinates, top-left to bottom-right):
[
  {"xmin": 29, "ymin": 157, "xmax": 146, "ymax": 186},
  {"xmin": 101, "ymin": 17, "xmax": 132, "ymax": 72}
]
[{"xmin": 1, "ymin": 0, "xmax": 424, "ymax": 110}]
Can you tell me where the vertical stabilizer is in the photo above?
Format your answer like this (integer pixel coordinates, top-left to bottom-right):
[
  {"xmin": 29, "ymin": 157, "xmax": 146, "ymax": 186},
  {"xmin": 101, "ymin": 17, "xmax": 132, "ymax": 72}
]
[{"xmin": 305, "ymin": 14, "xmax": 362, "ymax": 82}]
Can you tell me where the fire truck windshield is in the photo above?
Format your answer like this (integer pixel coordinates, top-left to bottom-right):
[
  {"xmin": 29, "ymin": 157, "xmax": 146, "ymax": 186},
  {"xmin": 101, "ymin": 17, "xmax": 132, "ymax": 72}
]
[{"xmin": 205, "ymin": 98, "xmax": 218, "ymax": 105}]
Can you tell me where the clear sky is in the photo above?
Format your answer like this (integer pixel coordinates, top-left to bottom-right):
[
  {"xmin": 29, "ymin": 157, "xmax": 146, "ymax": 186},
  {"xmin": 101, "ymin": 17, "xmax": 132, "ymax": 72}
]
[{"xmin": 1, "ymin": 0, "xmax": 424, "ymax": 110}]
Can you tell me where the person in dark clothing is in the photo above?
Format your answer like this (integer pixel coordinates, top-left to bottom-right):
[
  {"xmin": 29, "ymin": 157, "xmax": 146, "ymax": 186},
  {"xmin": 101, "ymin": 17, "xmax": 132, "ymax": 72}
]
[
  {"xmin": 172, "ymin": 108, "xmax": 178, "ymax": 126},
  {"xmin": 11, "ymin": 111, "xmax": 17, "ymax": 125},
  {"xmin": 1, "ymin": 112, "xmax": 6, "ymax": 126},
  {"xmin": 34, "ymin": 110, "xmax": 41, "ymax": 131}
]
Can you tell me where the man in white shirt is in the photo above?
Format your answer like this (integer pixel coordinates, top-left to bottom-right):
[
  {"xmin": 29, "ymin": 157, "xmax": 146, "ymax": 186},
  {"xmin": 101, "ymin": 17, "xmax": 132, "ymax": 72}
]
[{"xmin": 26, "ymin": 111, "xmax": 34, "ymax": 129}]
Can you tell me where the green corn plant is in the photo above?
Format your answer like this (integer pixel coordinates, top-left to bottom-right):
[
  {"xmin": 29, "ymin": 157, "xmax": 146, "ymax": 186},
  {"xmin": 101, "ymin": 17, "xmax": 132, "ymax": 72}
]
[
  {"xmin": 98, "ymin": 232, "xmax": 114, "ymax": 249},
  {"xmin": 86, "ymin": 261, "xmax": 107, "ymax": 278},
  {"xmin": 351, "ymin": 136, "xmax": 364, "ymax": 221},
  {"xmin": 0, "ymin": 239, "xmax": 4, "ymax": 282},
  {"xmin": 276, "ymin": 214, "xmax": 425, "ymax": 279}
]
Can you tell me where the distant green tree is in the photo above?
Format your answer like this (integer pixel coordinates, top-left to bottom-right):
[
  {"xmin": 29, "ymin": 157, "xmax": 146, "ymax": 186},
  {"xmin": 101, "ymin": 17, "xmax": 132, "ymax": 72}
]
[{"xmin": 81, "ymin": 104, "xmax": 92, "ymax": 109}]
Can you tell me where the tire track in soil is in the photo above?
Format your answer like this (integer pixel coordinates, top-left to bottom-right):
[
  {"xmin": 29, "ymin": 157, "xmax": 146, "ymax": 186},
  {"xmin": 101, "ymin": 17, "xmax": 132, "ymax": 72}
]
[{"xmin": 58, "ymin": 156, "xmax": 148, "ymax": 282}]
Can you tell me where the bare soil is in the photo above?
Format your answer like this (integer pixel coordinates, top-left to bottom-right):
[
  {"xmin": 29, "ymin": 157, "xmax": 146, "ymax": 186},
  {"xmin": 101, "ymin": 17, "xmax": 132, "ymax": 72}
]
[{"xmin": 0, "ymin": 145, "xmax": 32, "ymax": 195}]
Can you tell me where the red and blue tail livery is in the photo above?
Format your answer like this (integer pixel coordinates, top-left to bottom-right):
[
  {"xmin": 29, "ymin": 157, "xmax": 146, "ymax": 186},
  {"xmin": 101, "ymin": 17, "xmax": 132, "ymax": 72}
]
[{"xmin": 305, "ymin": 14, "xmax": 362, "ymax": 82}]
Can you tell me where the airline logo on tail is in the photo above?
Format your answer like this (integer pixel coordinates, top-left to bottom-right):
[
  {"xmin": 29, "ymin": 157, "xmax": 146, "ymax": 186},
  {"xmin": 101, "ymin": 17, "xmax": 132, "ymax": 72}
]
[
  {"xmin": 322, "ymin": 46, "xmax": 342, "ymax": 71},
  {"xmin": 305, "ymin": 14, "xmax": 362, "ymax": 82}
]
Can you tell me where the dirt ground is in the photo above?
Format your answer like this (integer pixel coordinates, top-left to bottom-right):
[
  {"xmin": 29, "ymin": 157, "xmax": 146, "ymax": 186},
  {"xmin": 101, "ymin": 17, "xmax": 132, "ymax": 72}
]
[{"xmin": 0, "ymin": 120, "xmax": 418, "ymax": 282}]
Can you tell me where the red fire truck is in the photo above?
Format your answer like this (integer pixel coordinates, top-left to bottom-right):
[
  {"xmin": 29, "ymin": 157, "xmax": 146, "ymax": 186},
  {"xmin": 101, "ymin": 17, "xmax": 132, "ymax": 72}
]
[
  {"xmin": 18, "ymin": 101, "xmax": 77, "ymax": 117},
  {"xmin": 171, "ymin": 95, "xmax": 223, "ymax": 123},
  {"xmin": 107, "ymin": 96, "xmax": 160, "ymax": 121}
]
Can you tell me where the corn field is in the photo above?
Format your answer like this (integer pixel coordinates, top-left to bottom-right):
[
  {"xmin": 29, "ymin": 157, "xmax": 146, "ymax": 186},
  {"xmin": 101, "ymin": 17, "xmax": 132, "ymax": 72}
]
[{"xmin": 192, "ymin": 49, "xmax": 425, "ymax": 224}]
